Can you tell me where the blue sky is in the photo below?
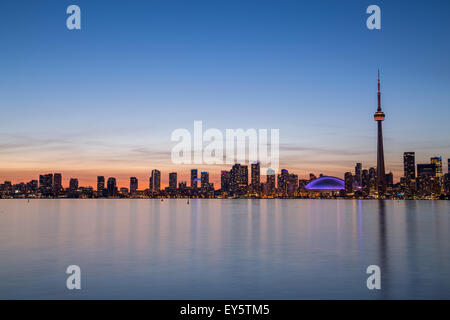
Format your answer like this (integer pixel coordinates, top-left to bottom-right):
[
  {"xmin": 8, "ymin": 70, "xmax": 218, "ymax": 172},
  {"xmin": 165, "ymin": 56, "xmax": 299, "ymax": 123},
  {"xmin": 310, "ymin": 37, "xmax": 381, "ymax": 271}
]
[{"xmin": 0, "ymin": 0, "xmax": 449, "ymax": 186}]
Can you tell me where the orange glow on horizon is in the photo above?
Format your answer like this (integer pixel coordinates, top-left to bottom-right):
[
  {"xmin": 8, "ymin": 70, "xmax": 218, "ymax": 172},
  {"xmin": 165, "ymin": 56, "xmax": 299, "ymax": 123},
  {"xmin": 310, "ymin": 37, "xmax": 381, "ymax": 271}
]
[{"xmin": 0, "ymin": 164, "xmax": 404, "ymax": 189}]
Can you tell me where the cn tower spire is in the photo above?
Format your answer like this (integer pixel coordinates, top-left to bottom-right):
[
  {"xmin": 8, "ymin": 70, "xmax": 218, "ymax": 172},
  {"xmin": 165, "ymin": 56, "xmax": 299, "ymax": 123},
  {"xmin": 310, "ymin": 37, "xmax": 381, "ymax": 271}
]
[{"xmin": 377, "ymin": 69, "xmax": 381, "ymax": 111}]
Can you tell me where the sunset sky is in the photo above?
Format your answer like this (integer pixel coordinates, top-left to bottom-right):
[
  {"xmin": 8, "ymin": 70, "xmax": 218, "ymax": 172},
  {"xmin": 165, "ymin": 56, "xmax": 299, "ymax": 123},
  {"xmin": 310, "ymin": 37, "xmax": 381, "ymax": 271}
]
[{"xmin": 1, "ymin": 0, "xmax": 450, "ymax": 188}]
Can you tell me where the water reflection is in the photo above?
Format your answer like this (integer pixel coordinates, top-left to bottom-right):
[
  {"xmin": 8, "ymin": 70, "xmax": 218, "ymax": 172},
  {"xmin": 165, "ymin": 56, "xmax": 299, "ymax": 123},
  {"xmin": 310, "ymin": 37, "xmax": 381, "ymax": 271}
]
[
  {"xmin": 377, "ymin": 200, "xmax": 388, "ymax": 298},
  {"xmin": 0, "ymin": 199, "xmax": 449, "ymax": 299},
  {"xmin": 404, "ymin": 200, "xmax": 419, "ymax": 298}
]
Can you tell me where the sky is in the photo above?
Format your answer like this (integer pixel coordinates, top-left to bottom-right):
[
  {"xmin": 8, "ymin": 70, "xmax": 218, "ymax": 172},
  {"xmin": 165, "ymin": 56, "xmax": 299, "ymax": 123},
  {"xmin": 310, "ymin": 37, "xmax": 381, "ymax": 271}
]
[{"xmin": 0, "ymin": 0, "xmax": 450, "ymax": 188}]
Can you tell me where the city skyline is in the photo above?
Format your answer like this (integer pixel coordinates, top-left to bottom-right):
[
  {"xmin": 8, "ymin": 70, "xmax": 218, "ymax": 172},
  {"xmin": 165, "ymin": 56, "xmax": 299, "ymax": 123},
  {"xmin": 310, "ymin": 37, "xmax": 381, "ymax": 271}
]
[
  {"xmin": 1, "ymin": 70, "xmax": 448, "ymax": 189},
  {"xmin": 3, "ymin": 152, "xmax": 449, "ymax": 189},
  {"xmin": 1, "ymin": 152, "xmax": 449, "ymax": 195},
  {"xmin": 1, "ymin": 1, "xmax": 450, "ymax": 186},
  {"xmin": 3, "ymin": 71, "xmax": 447, "ymax": 198}
]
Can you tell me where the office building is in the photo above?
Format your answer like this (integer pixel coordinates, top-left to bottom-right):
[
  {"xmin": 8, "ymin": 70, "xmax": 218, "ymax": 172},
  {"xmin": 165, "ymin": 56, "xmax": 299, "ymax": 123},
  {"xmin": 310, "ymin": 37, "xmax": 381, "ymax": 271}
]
[
  {"xmin": 150, "ymin": 169, "xmax": 161, "ymax": 192},
  {"xmin": 221, "ymin": 170, "xmax": 231, "ymax": 192},
  {"xmin": 403, "ymin": 152, "xmax": 415, "ymax": 179},
  {"xmin": 251, "ymin": 162, "xmax": 260, "ymax": 186},
  {"xmin": 344, "ymin": 172, "xmax": 353, "ymax": 194},
  {"xmin": 355, "ymin": 163, "xmax": 362, "ymax": 187},
  {"xmin": 130, "ymin": 177, "xmax": 138, "ymax": 194},
  {"xmin": 266, "ymin": 168, "xmax": 276, "ymax": 194},
  {"xmin": 191, "ymin": 169, "xmax": 198, "ymax": 189},
  {"xmin": 201, "ymin": 172, "xmax": 209, "ymax": 190},
  {"xmin": 107, "ymin": 177, "xmax": 117, "ymax": 197},
  {"xmin": 53, "ymin": 173, "xmax": 62, "ymax": 194},
  {"xmin": 169, "ymin": 172, "xmax": 177, "ymax": 190}
]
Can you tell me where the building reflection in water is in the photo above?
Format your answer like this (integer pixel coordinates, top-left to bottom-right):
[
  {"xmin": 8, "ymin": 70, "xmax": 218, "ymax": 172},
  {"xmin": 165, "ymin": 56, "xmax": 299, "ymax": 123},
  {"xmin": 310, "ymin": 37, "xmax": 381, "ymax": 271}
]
[
  {"xmin": 377, "ymin": 200, "xmax": 389, "ymax": 299},
  {"xmin": 404, "ymin": 200, "xmax": 419, "ymax": 297}
]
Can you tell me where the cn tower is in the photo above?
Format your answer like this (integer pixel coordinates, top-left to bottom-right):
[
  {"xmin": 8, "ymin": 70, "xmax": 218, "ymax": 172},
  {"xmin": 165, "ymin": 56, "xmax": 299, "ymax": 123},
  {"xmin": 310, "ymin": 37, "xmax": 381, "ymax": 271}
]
[{"xmin": 374, "ymin": 70, "xmax": 386, "ymax": 196}]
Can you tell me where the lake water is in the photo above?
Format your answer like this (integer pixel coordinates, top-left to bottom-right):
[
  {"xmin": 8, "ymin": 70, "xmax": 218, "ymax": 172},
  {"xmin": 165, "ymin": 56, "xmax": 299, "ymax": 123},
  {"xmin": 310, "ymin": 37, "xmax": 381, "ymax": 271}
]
[{"xmin": 0, "ymin": 199, "xmax": 449, "ymax": 299}]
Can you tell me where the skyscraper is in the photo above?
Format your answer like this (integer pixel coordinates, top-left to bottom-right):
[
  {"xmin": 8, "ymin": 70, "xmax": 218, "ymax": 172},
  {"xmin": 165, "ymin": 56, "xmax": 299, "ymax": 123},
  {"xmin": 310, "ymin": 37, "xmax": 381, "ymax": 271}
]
[
  {"xmin": 278, "ymin": 169, "xmax": 289, "ymax": 195},
  {"xmin": 266, "ymin": 168, "xmax": 276, "ymax": 194},
  {"xmin": 354, "ymin": 163, "xmax": 362, "ymax": 187},
  {"xmin": 431, "ymin": 156, "xmax": 443, "ymax": 192},
  {"xmin": 287, "ymin": 173, "xmax": 298, "ymax": 196},
  {"xmin": 230, "ymin": 164, "xmax": 241, "ymax": 192},
  {"xmin": 431, "ymin": 157, "xmax": 443, "ymax": 180},
  {"xmin": 53, "ymin": 173, "xmax": 62, "ymax": 194},
  {"xmin": 191, "ymin": 169, "xmax": 198, "ymax": 189},
  {"xmin": 221, "ymin": 170, "xmax": 231, "ymax": 192},
  {"xmin": 251, "ymin": 162, "xmax": 260, "ymax": 186},
  {"xmin": 107, "ymin": 177, "xmax": 117, "ymax": 197},
  {"xmin": 201, "ymin": 172, "xmax": 209, "ymax": 190},
  {"xmin": 374, "ymin": 71, "xmax": 386, "ymax": 196},
  {"xmin": 240, "ymin": 165, "xmax": 249, "ymax": 190},
  {"xmin": 369, "ymin": 167, "xmax": 377, "ymax": 193},
  {"xmin": 169, "ymin": 172, "xmax": 177, "ymax": 190},
  {"xmin": 97, "ymin": 176, "xmax": 105, "ymax": 195},
  {"xmin": 229, "ymin": 164, "xmax": 248, "ymax": 194},
  {"xmin": 403, "ymin": 152, "xmax": 415, "ymax": 180},
  {"xmin": 150, "ymin": 169, "xmax": 161, "ymax": 192},
  {"xmin": 39, "ymin": 173, "xmax": 53, "ymax": 196},
  {"xmin": 344, "ymin": 172, "xmax": 353, "ymax": 194},
  {"xmin": 130, "ymin": 177, "xmax": 138, "ymax": 194},
  {"xmin": 362, "ymin": 169, "xmax": 369, "ymax": 194},
  {"xmin": 446, "ymin": 159, "xmax": 450, "ymax": 194}
]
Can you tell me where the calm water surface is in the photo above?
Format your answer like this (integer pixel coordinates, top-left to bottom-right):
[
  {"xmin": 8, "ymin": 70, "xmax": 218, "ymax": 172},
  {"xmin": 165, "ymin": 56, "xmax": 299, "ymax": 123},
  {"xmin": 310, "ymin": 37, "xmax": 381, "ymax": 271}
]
[{"xmin": 0, "ymin": 199, "xmax": 449, "ymax": 299}]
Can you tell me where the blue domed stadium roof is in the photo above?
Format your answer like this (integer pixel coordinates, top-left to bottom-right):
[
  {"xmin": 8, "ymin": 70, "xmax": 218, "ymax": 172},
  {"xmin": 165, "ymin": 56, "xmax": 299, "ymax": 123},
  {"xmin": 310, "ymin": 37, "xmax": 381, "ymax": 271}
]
[{"xmin": 305, "ymin": 176, "xmax": 345, "ymax": 190}]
